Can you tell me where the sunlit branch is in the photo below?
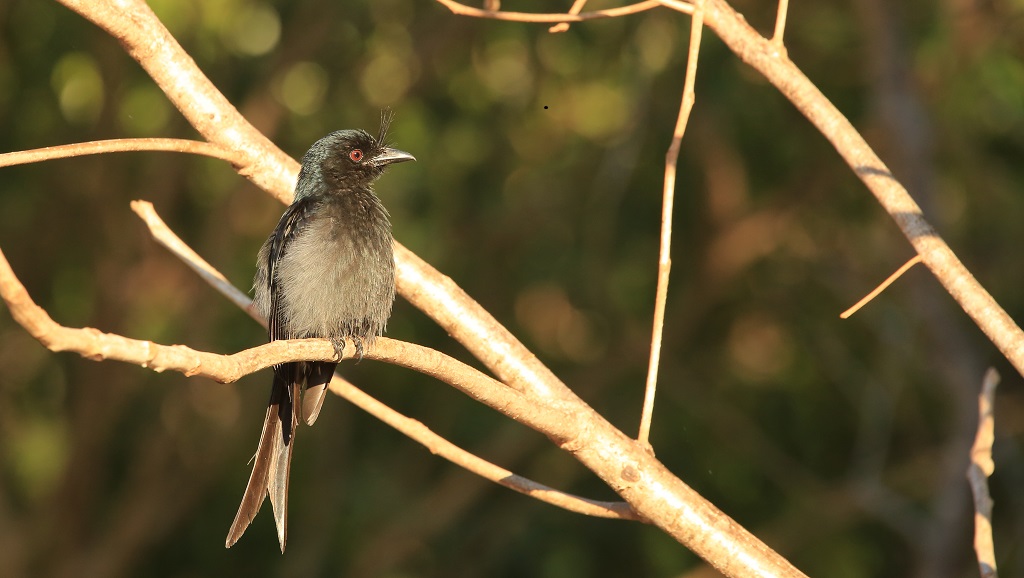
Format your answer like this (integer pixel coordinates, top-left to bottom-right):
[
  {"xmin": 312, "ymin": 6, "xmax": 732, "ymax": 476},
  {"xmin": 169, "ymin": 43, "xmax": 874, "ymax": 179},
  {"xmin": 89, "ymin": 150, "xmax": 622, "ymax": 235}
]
[
  {"xmin": 549, "ymin": 0, "xmax": 591, "ymax": 33},
  {"xmin": 839, "ymin": 255, "xmax": 922, "ymax": 319},
  {"xmin": 638, "ymin": 0, "xmax": 704, "ymax": 448},
  {"xmin": 659, "ymin": 0, "xmax": 696, "ymax": 14},
  {"xmin": 968, "ymin": 368, "xmax": 999, "ymax": 578},
  {"xmin": 130, "ymin": 200, "xmax": 263, "ymax": 326},
  {"xmin": 331, "ymin": 377, "xmax": 643, "ymax": 521},
  {"xmin": 0, "ymin": 138, "xmax": 240, "ymax": 169},
  {"xmin": 434, "ymin": 0, "xmax": 684, "ymax": 23},
  {"xmin": 772, "ymin": 0, "xmax": 789, "ymax": 45},
  {"xmin": 698, "ymin": 0, "xmax": 1024, "ymax": 378}
]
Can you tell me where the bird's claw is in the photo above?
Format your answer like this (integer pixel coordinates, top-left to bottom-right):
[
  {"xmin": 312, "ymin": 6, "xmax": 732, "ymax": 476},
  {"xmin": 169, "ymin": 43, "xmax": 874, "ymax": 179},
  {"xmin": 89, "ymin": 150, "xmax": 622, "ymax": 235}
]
[
  {"xmin": 354, "ymin": 339, "xmax": 365, "ymax": 363},
  {"xmin": 329, "ymin": 337, "xmax": 347, "ymax": 362}
]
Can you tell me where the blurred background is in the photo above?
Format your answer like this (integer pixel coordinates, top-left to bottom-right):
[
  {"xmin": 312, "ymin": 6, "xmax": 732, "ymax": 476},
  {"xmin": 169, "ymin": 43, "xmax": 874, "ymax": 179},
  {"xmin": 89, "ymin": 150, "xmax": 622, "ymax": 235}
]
[{"xmin": 1, "ymin": 0, "xmax": 1024, "ymax": 576}]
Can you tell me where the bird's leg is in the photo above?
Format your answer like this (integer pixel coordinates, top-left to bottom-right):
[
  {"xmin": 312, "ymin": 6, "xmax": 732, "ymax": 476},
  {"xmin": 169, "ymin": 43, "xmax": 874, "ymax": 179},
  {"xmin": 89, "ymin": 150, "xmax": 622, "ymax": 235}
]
[
  {"xmin": 354, "ymin": 338, "xmax": 365, "ymax": 363},
  {"xmin": 329, "ymin": 337, "xmax": 347, "ymax": 362}
]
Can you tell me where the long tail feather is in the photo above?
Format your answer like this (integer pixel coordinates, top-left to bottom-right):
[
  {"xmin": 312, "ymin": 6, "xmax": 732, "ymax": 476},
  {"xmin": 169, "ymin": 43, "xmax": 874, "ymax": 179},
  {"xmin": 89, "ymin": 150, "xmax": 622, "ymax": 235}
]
[{"xmin": 226, "ymin": 370, "xmax": 297, "ymax": 552}]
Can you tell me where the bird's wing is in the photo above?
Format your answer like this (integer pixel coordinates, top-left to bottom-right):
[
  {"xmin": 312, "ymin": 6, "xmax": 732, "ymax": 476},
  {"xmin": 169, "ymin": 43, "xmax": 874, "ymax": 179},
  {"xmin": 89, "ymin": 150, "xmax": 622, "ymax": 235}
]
[{"xmin": 266, "ymin": 197, "xmax": 320, "ymax": 343}]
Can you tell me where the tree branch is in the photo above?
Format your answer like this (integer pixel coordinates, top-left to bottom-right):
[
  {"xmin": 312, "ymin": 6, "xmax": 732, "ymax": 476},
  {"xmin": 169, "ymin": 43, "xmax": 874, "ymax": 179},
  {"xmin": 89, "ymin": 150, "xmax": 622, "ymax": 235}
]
[
  {"xmin": 329, "ymin": 376, "xmax": 643, "ymax": 521},
  {"xmin": 638, "ymin": 0, "xmax": 704, "ymax": 448},
  {"xmin": 0, "ymin": 138, "xmax": 240, "ymax": 168},
  {"xmin": 968, "ymin": 368, "xmax": 999, "ymax": 578},
  {"xmin": 689, "ymin": 0, "xmax": 1024, "ymax": 378},
  {"xmin": 433, "ymin": 0, "xmax": 679, "ymax": 23},
  {"xmin": 129, "ymin": 200, "xmax": 263, "ymax": 325}
]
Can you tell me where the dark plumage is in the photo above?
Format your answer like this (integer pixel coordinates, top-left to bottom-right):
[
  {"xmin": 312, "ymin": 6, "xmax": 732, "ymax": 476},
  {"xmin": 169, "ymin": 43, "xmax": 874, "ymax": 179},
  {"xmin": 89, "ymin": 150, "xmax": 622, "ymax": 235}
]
[{"xmin": 226, "ymin": 122, "xmax": 414, "ymax": 552}]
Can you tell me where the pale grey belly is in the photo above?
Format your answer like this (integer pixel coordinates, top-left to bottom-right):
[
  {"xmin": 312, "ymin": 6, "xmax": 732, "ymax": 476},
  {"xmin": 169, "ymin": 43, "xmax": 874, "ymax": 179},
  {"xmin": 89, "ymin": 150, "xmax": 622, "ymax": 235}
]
[{"xmin": 255, "ymin": 217, "xmax": 394, "ymax": 340}]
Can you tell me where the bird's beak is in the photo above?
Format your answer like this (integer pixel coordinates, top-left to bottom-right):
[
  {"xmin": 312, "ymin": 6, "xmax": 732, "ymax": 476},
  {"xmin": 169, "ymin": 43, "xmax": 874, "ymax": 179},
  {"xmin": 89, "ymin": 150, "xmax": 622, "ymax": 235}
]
[{"xmin": 369, "ymin": 147, "xmax": 416, "ymax": 167}]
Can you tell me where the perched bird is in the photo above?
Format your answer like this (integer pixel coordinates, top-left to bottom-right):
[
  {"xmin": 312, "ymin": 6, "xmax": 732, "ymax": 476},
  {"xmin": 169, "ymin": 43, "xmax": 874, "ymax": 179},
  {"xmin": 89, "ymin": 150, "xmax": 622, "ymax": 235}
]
[{"xmin": 226, "ymin": 121, "xmax": 414, "ymax": 552}]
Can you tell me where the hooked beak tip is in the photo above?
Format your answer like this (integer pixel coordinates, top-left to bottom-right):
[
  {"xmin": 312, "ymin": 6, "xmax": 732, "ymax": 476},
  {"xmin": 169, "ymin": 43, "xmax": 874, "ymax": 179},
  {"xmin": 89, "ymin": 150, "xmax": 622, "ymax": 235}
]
[{"xmin": 371, "ymin": 147, "xmax": 415, "ymax": 167}]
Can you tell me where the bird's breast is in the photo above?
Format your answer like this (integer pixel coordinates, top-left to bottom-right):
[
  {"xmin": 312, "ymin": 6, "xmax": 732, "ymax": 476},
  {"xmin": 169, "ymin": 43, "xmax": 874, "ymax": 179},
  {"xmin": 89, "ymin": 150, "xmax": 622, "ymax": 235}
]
[{"xmin": 272, "ymin": 201, "xmax": 395, "ymax": 340}]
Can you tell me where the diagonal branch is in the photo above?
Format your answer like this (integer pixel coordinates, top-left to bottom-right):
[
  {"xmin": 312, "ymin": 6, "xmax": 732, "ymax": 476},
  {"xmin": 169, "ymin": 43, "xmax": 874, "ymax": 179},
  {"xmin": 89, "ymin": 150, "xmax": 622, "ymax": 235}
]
[
  {"xmin": 665, "ymin": 0, "xmax": 1024, "ymax": 379},
  {"xmin": 129, "ymin": 201, "xmax": 262, "ymax": 325},
  {"xmin": 330, "ymin": 376, "xmax": 643, "ymax": 521},
  {"xmin": 6, "ymin": 223, "xmax": 803, "ymax": 573}
]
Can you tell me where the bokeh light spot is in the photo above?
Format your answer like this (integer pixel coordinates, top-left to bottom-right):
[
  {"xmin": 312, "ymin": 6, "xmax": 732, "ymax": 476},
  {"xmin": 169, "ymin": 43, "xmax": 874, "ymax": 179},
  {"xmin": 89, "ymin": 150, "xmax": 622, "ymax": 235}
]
[
  {"xmin": 275, "ymin": 61, "xmax": 329, "ymax": 115},
  {"xmin": 51, "ymin": 52, "xmax": 104, "ymax": 126}
]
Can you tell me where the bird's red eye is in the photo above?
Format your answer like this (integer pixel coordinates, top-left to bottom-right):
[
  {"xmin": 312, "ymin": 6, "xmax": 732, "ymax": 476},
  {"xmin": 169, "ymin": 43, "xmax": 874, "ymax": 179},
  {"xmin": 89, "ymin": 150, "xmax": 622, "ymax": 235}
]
[{"xmin": 349, "ymin": 149, "xmax": 363, "ymax": 162}]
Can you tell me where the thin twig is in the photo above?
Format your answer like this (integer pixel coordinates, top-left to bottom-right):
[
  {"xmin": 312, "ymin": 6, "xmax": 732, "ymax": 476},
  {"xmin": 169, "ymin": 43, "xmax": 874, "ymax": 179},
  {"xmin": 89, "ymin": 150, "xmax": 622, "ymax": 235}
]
[
  {"xmin": 130, "ymin": 200, "xmax": 263, "ymax": 326},
  {"xmin": 772, "ymin": 0, "xmax": 789, "ymax": 46},
  {"xmin": 549, "ymin": 0, "xmax": 590, "ymax": 33},
  {"xmin": 659, "ymin": 0, "xmax": 696, "ymax": 13},
  {"xmin": 330, "ymin": 377, "xmax": 643, "ymax": 521},
  {"xmin": 637, "ymin": 0, "xmax": 704, "ymax": 448},
  {"xmin": 968, "ymin": 368, "xmax": 999, "ymax": 578},
  {"xmin": 434, "ymin": 0, "xmax": 686, "ymax": 23},
  {"xmin": 840, "ymin": 255, "xmax": 922, "ymax": 319},
  {"xmin": 0, "ymin": 138, "xmax": 240, "ymax": 168}
]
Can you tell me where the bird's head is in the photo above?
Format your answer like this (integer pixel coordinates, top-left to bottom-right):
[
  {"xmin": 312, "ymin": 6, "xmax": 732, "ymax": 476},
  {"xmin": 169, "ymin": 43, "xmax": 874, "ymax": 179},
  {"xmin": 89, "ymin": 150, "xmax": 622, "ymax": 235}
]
[{"xmin": 295, "ymin": 121, "xmax": 415, "ymax": 199}]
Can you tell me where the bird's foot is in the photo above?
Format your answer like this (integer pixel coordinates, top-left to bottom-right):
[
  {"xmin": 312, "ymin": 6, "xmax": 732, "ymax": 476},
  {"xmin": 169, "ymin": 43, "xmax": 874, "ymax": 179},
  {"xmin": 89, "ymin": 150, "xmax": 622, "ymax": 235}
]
[
  {"xmin": 329, "ymin": 337, "xmax": 347, "ymax": 362},
  {"xmin": 354, "ymin": 338, "xmax": 365, "ymax": 363}
]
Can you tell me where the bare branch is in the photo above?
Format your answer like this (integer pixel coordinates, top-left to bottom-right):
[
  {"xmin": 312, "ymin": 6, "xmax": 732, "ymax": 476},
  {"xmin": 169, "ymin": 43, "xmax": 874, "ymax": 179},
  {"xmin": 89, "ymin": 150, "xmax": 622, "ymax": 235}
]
[
  {"xmin": 549, "ymin": 0, "xmax": 590, "ymax": 33},
  {"xmin": 772, "ymin": 0, "xmax": 789, "ymax": 46},
  {"xmin": 329, "ymin": 376, "xmax": 643, "ymax": 521},
  {"xmin": 130, "ymin": 200, "xmax": 263, "ymax": 326},
  {"xmin": 433, "ymin": 0, "xmax": 680, "ymax": 23},
  {"xmin": 840, "ymin": 255, "xmax": 922, "ymax": 319},
  {"xmin": 6, "ymin": 197, "xmax": 806, "ymax": 578},
  {"xmin": 697, "ymin": 0, "xmax": 1024, "ymax": 378},
  {"xmin": 638, "ymin": 0, "xmax": 705, "ymax": 448},
  {"xmin": 968, "ymin": 369, "xmax": 999, "ymax": 578},
  {"xmin": 0, "ymin": 138, "xmax": 240, "ymax": 169}
]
